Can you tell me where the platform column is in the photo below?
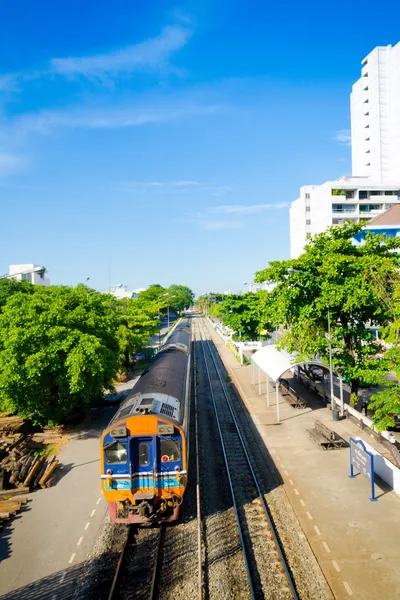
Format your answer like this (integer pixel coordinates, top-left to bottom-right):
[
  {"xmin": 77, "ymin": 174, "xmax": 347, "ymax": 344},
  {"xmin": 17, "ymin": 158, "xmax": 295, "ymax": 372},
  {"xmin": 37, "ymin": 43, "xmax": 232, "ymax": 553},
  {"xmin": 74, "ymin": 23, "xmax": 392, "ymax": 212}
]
[
  {"xmin": 266, "ymin": 375, "xmax": 270, "ymax": 407},
  {"xmin": 339, "ymin": 378, "xmax": 344, "ymax": 416},
  {"xmin": 275, "ymin": 381, "xmax": 280, "ymax": 423}
]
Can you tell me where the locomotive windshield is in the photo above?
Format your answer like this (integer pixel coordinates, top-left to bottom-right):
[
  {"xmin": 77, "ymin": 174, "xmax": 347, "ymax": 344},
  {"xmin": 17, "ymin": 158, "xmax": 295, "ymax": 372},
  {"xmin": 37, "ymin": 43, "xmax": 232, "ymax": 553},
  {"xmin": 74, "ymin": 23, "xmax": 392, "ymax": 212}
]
[
  {"xmin": 105, "ymin": 441, "xmax": 127, "ymax": 464},
  {"xmin": 160, "ymin": 439, "xmax": 181, "ymax": 462}
]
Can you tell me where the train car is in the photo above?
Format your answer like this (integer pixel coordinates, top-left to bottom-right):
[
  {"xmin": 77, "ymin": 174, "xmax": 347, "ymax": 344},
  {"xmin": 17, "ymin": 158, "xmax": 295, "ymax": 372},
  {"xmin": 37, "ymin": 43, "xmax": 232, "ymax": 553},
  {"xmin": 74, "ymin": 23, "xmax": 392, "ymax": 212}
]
[{"xmin": 100, "ymin": 321, "xmax": 192, "ymax": 524}]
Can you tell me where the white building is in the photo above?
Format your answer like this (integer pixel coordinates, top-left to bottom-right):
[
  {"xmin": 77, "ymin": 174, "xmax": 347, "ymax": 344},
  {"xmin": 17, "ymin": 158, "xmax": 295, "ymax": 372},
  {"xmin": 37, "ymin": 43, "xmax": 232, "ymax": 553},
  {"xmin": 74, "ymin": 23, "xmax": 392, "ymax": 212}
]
[
  {"xmin": 351, "ymin": 43, "xmax": 400, "ymax": 182},
  {"xmin": 7, "ymin": 264, "xmax": 50, "ymax": 286},
  {"xmin": 103, "ymin": 284, "xmax": 137, "ymax": 299},
  {"xmin": 290, "ymin": 42, "xmax": 400, "ymax": 258},
  {"xmin": 290, "ymin": 178, "xmax": 400, "ymax": 258}
]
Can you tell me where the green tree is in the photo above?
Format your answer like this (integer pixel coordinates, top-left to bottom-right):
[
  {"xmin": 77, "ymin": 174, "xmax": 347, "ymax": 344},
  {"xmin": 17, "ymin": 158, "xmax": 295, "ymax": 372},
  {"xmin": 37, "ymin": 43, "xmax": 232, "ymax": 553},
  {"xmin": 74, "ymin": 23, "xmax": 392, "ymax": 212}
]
[
  {"xmin": 221, "ymin": 291, "xmax": 272, "ymax": 341},
  {"xmin": 0, "ymin": 285, "xmax": 120, "ymax": 424},
  {"xmin": 255, "ymin": 223, "xmax": 400, "ymax": 395},
  {"xmin": 0, "ymin": 278, "xmax": 35, "ymax": 311},
  {"xmin": 209, "ymin": 303, "xmax": 224, "ymax": 318},
  {"xmin": 368, "ymin": 272, "xmax": 400, "ymax": 431},
  {"xmin": 115, "ymin": 297, "xmax": 159, "ymax": 370},
  {"xmin": 167, "ymin": 285, "xmax": 195, "ymax": 313}
]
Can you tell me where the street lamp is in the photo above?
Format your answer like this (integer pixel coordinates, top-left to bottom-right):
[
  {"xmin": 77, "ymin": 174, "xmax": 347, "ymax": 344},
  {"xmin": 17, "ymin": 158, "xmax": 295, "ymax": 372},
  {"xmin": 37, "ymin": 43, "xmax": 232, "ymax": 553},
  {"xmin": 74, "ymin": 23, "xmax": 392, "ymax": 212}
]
[
  {"xmin": 287, "ymin": 268, "xmax": 337, "ymax": 419},
  {"xmin": 161, "ymin": 293, "xmax": 177, "ymax": 330}
]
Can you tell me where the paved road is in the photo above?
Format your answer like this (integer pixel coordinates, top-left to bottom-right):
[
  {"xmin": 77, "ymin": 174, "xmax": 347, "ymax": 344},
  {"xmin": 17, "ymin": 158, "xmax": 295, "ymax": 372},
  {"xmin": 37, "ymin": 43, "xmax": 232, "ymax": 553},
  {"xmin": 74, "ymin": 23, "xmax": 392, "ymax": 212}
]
[{"xmin": 0, "ymin": 374, "xmax": 141, "ymax": 600}]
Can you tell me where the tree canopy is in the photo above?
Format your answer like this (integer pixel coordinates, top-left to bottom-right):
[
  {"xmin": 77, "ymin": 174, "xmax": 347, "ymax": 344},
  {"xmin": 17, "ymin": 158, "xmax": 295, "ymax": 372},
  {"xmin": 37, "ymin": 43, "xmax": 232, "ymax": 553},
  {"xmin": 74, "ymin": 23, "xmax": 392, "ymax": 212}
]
[
  {"xmin": 0, "ymin": 279, "xmax": 193, "ymax": 425},
  {"xmin": 255, "ymin": 222, "xmax": 400, "ymax": 397},
  {"xmin": 0, "ymin": 285, "xmax": 120, "ymax": 424},
  {"xmin": 220, "ymin": 292, "xmax": 272, "ymax": 341}
]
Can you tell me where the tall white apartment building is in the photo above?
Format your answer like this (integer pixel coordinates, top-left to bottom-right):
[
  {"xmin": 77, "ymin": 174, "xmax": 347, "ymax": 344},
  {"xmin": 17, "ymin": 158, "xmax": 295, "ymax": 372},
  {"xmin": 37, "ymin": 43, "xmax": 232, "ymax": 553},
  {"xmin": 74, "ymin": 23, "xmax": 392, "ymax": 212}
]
[
  {"xmin": 290, "ymin": 42, "xmax": 400, "ymax": 258},
  {"xmin": 351, "ymin": 43, "xmax": 400, "ymax": 182},
  {"xmin": 290, "ymin": 178, "xmax": 400, "ymax": 257}
]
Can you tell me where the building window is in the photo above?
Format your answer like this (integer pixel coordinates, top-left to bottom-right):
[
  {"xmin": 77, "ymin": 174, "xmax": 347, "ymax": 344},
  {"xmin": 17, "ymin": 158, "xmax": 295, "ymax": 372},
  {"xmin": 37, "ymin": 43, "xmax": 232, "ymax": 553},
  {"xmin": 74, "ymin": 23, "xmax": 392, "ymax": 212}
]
[
  {"xmin": 21, "ymin": 273, "xmax": 32, "ymax": 282},
  {"xmin": 359, "ymin": 191, "xmax": 368, "ymax": 199},
  {"xmin": 306, "ymin": 233, "xmax": 311, "ymax": 238},
  {"xmin": 306, "ymin": 206, "xmax": 311, "ymax": 212},
  {"xmin": 306, "ymin": 219, "xmax": 311, "ymax": 225},
  {"xmin": 305, "ymin": 193, "xmax": 310, "ymax": 199},
  {"xmin": 332, "ymin": 204, "xmax": 356, "ymax": 213}
]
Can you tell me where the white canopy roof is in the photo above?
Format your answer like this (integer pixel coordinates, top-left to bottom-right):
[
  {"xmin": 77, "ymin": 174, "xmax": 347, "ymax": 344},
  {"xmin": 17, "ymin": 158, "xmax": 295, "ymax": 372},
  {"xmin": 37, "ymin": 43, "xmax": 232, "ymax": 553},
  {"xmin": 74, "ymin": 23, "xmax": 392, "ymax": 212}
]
[{"xmin": 251, "ymin": 344, "xmax": 331, "ymax": 383}]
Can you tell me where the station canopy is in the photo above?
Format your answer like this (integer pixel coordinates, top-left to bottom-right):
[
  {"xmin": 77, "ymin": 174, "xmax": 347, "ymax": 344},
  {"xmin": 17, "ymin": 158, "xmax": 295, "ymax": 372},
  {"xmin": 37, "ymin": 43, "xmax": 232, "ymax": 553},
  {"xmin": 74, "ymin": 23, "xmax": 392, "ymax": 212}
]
[{"xmin": 251, "ymin": 344, "xmax": 332, "ymax": 383}]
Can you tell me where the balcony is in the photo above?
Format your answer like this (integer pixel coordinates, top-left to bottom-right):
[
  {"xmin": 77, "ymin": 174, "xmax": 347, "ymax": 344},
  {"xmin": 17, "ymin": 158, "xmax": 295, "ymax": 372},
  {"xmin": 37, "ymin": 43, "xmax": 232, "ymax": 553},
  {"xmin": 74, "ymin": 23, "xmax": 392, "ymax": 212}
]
[{"xmin": 332, "ymin": 209, "xmax": 357, "ymax": 215}]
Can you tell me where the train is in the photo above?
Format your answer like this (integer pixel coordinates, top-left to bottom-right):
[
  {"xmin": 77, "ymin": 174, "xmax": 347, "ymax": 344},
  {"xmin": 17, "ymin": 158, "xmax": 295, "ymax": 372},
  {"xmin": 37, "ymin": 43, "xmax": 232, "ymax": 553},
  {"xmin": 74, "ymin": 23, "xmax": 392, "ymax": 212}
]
[{"xmin": 100, "ymin": 320, "xmax": 192, "ymax": 524}]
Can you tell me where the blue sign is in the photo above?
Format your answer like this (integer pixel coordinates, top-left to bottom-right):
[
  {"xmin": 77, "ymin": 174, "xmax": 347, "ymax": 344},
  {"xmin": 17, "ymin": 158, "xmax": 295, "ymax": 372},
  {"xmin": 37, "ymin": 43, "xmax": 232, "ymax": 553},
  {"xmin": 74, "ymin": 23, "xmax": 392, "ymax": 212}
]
[{"xmin": 349, "ymin": 438, "xmax": 377, "ymax": 502}]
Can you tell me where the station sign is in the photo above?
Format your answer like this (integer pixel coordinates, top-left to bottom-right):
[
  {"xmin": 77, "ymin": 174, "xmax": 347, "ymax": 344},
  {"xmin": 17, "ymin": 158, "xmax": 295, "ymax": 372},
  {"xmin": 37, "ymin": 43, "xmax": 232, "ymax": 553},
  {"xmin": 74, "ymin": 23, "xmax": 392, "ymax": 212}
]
[{"xmin": 349, "ymin": 438, "xmax": 377, "ymax": 501}]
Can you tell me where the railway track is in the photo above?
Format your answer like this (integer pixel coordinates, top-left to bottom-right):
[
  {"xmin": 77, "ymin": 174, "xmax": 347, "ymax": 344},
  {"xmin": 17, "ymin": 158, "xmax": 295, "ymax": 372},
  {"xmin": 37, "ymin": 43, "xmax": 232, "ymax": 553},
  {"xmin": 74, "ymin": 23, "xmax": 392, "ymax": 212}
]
[
  {"xmin": 107, "ymin": 525, "xmax": 164, "ymax": 600},
  {"xmin": 107, "ymin": 331, "xmax": 201, "ymax": 600},
  {"xmin": 107, "ymin": 316, "xmax": 298, "ymax": 600},
  {"xmin": 196, "ymin": 318, "xmax": 298, "ymax": 600}
]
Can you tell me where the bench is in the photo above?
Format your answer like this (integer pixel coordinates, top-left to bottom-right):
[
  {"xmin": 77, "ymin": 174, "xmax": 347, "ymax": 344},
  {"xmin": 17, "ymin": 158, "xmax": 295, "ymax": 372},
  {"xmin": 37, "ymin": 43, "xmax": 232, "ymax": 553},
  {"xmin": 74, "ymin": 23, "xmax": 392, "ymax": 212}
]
[
  {"xmin": 307, "ymin": 420, "xmax": 346, "ymax": 450},
  {"xmin": 280, "ymin": 380, "xmax": 307, "ymax": 409}
]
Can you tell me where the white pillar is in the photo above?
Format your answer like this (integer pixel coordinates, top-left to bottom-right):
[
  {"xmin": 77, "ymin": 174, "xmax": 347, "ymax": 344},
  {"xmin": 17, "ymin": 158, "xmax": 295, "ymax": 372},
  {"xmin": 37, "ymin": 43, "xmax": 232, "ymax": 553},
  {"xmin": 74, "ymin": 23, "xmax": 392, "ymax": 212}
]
[
  {"xmin": 275, "ymin": 381, "xmax": 280, "ymax": 423},
  {"xmin": 258, "ymin": 366, "xmax": 261, "ymax": 395},
  {"xmin": 251, "ymin": 361, "xmax": 255, "ymax": 384},
  {"xmin": 339, "ymin": 378, "xmax": 344, "ymax": 416},
  {"xmin": 266, "ymin": 375, "xmax": 270, "ymax": 407}
]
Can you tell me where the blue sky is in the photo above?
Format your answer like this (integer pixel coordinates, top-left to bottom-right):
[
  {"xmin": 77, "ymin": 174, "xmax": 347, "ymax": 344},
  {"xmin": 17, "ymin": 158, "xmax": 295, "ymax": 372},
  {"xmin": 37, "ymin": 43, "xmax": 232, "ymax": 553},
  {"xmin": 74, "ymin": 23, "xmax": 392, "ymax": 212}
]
[{"xmin": 1, "ymin": 0, "xmax": 400, "ymax": 295}]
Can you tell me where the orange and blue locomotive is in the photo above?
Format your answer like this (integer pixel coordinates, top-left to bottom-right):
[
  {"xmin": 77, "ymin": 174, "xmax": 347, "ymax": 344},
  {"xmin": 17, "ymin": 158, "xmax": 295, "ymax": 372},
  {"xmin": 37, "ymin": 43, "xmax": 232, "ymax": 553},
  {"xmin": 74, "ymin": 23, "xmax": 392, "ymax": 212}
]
[{"xmin": 100, "ymin": 321, "xmax": 191, "ymax": 524}]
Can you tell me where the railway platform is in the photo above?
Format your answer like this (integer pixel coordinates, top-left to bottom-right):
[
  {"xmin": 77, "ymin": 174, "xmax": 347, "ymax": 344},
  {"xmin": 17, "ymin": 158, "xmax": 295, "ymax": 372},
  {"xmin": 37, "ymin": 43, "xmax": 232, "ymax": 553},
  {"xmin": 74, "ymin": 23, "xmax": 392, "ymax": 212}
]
[{"xmin": 204, "ymin": 318, "xmax": 400, "ymax": 600}]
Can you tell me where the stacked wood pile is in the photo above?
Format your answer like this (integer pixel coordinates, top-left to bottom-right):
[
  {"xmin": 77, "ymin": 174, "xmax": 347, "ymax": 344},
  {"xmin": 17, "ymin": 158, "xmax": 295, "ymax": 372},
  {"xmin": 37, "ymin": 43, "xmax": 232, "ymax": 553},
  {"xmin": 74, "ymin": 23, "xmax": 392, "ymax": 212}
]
[
  {"xmin": 0, "ymin": 490, "xmax": 29, "ymax": 528},
  {"xmin": 0, "ymin": 416, "xmax": 62, "ymax": 494}
]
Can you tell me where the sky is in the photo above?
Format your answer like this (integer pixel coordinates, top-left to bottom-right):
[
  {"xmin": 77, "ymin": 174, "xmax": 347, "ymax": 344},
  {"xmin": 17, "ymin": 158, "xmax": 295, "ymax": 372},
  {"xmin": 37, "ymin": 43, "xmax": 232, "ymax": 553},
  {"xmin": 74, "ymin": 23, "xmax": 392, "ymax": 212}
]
[{"xmin": 1, "ymin": 1, "xmax": 400, "ymax": 296}]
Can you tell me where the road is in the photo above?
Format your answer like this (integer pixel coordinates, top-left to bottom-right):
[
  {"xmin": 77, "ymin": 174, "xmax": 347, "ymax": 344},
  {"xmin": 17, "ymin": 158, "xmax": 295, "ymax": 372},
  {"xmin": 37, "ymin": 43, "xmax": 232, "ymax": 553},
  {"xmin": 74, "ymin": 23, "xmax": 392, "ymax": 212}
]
[{"xmin": 0, "ymin": 375, "xmax": 140, "ymax": 600}]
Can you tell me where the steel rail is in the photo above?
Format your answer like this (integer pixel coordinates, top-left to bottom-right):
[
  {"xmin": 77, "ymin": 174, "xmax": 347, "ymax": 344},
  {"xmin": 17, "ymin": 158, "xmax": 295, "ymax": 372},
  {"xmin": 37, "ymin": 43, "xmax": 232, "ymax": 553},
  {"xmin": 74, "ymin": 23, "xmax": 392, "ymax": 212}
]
[
  {"xmin": 108, "ymin": 526, "xmax": 164, "ymax": 600},
  {"xmin": 193, "ymin": 329, "xmax": 204, "ymax": 599},
  {"xmin": 200, "ymin": 319, "xmax": 299, "ymax": 600},
  {"xmin": 148, "ymin": 525, "xmax": 165, "ymax": 600},
  {"xmin": 107, "ymin": 528, "xmax": 130, "ymax": 600},
  {"xmin": 197, "ymin": 320, "xmax": 257, "ymax": 600}
]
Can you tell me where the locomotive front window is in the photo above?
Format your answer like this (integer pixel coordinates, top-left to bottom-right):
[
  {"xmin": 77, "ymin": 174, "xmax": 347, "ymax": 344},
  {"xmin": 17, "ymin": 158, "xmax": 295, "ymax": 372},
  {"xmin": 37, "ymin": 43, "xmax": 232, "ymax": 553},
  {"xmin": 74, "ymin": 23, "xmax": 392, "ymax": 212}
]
[
  {"xmin": 160, "ymin": 439, "xmax": 181, "ymax": 462},
  {"xmin": 138, "ymin": 443, "xmax": 149, "ymax": 467},
  {"xmin": 105, "ymin": 441, "xmax": 127, "ymax": 464}
]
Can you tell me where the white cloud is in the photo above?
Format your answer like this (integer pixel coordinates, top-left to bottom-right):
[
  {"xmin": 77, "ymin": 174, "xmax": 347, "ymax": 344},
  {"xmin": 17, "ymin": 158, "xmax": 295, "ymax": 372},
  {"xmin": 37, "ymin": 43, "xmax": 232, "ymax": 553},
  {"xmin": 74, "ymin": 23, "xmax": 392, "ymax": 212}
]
[
  {"xmin": 334, "ymin": 129, "xmax": 352, "ymax": 146},
  {"xmin": 120, "ymin": 180, "xmax": 231, "ymax": 196},
  {"xmin": 0, "ymin": 152, "xmax": 24, "ymax": 176},
  {"xmin": 201, "ymin": 220, "xmax": 242, "ymax": 231},
  {"xmin": 6, "ymin": 101, "xmax": 220, "ymax": 137},
  {"xmin": 50, "ymin": 25, "xmax": 191, "ymax": 81},
  {"xmin": 0, "ymin": 75, "xmax": 17, "ymax": 93},
  {"xmin": 175, "ymin": 213, "xmax": 242, "ymax": 230},
  {"xmin": 209, "ymin": 202, "xmax": 289, "ymax": 214},
  {"xmin": 123, "ymin": 180, "xmax": 201, "ymax": 189}
]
